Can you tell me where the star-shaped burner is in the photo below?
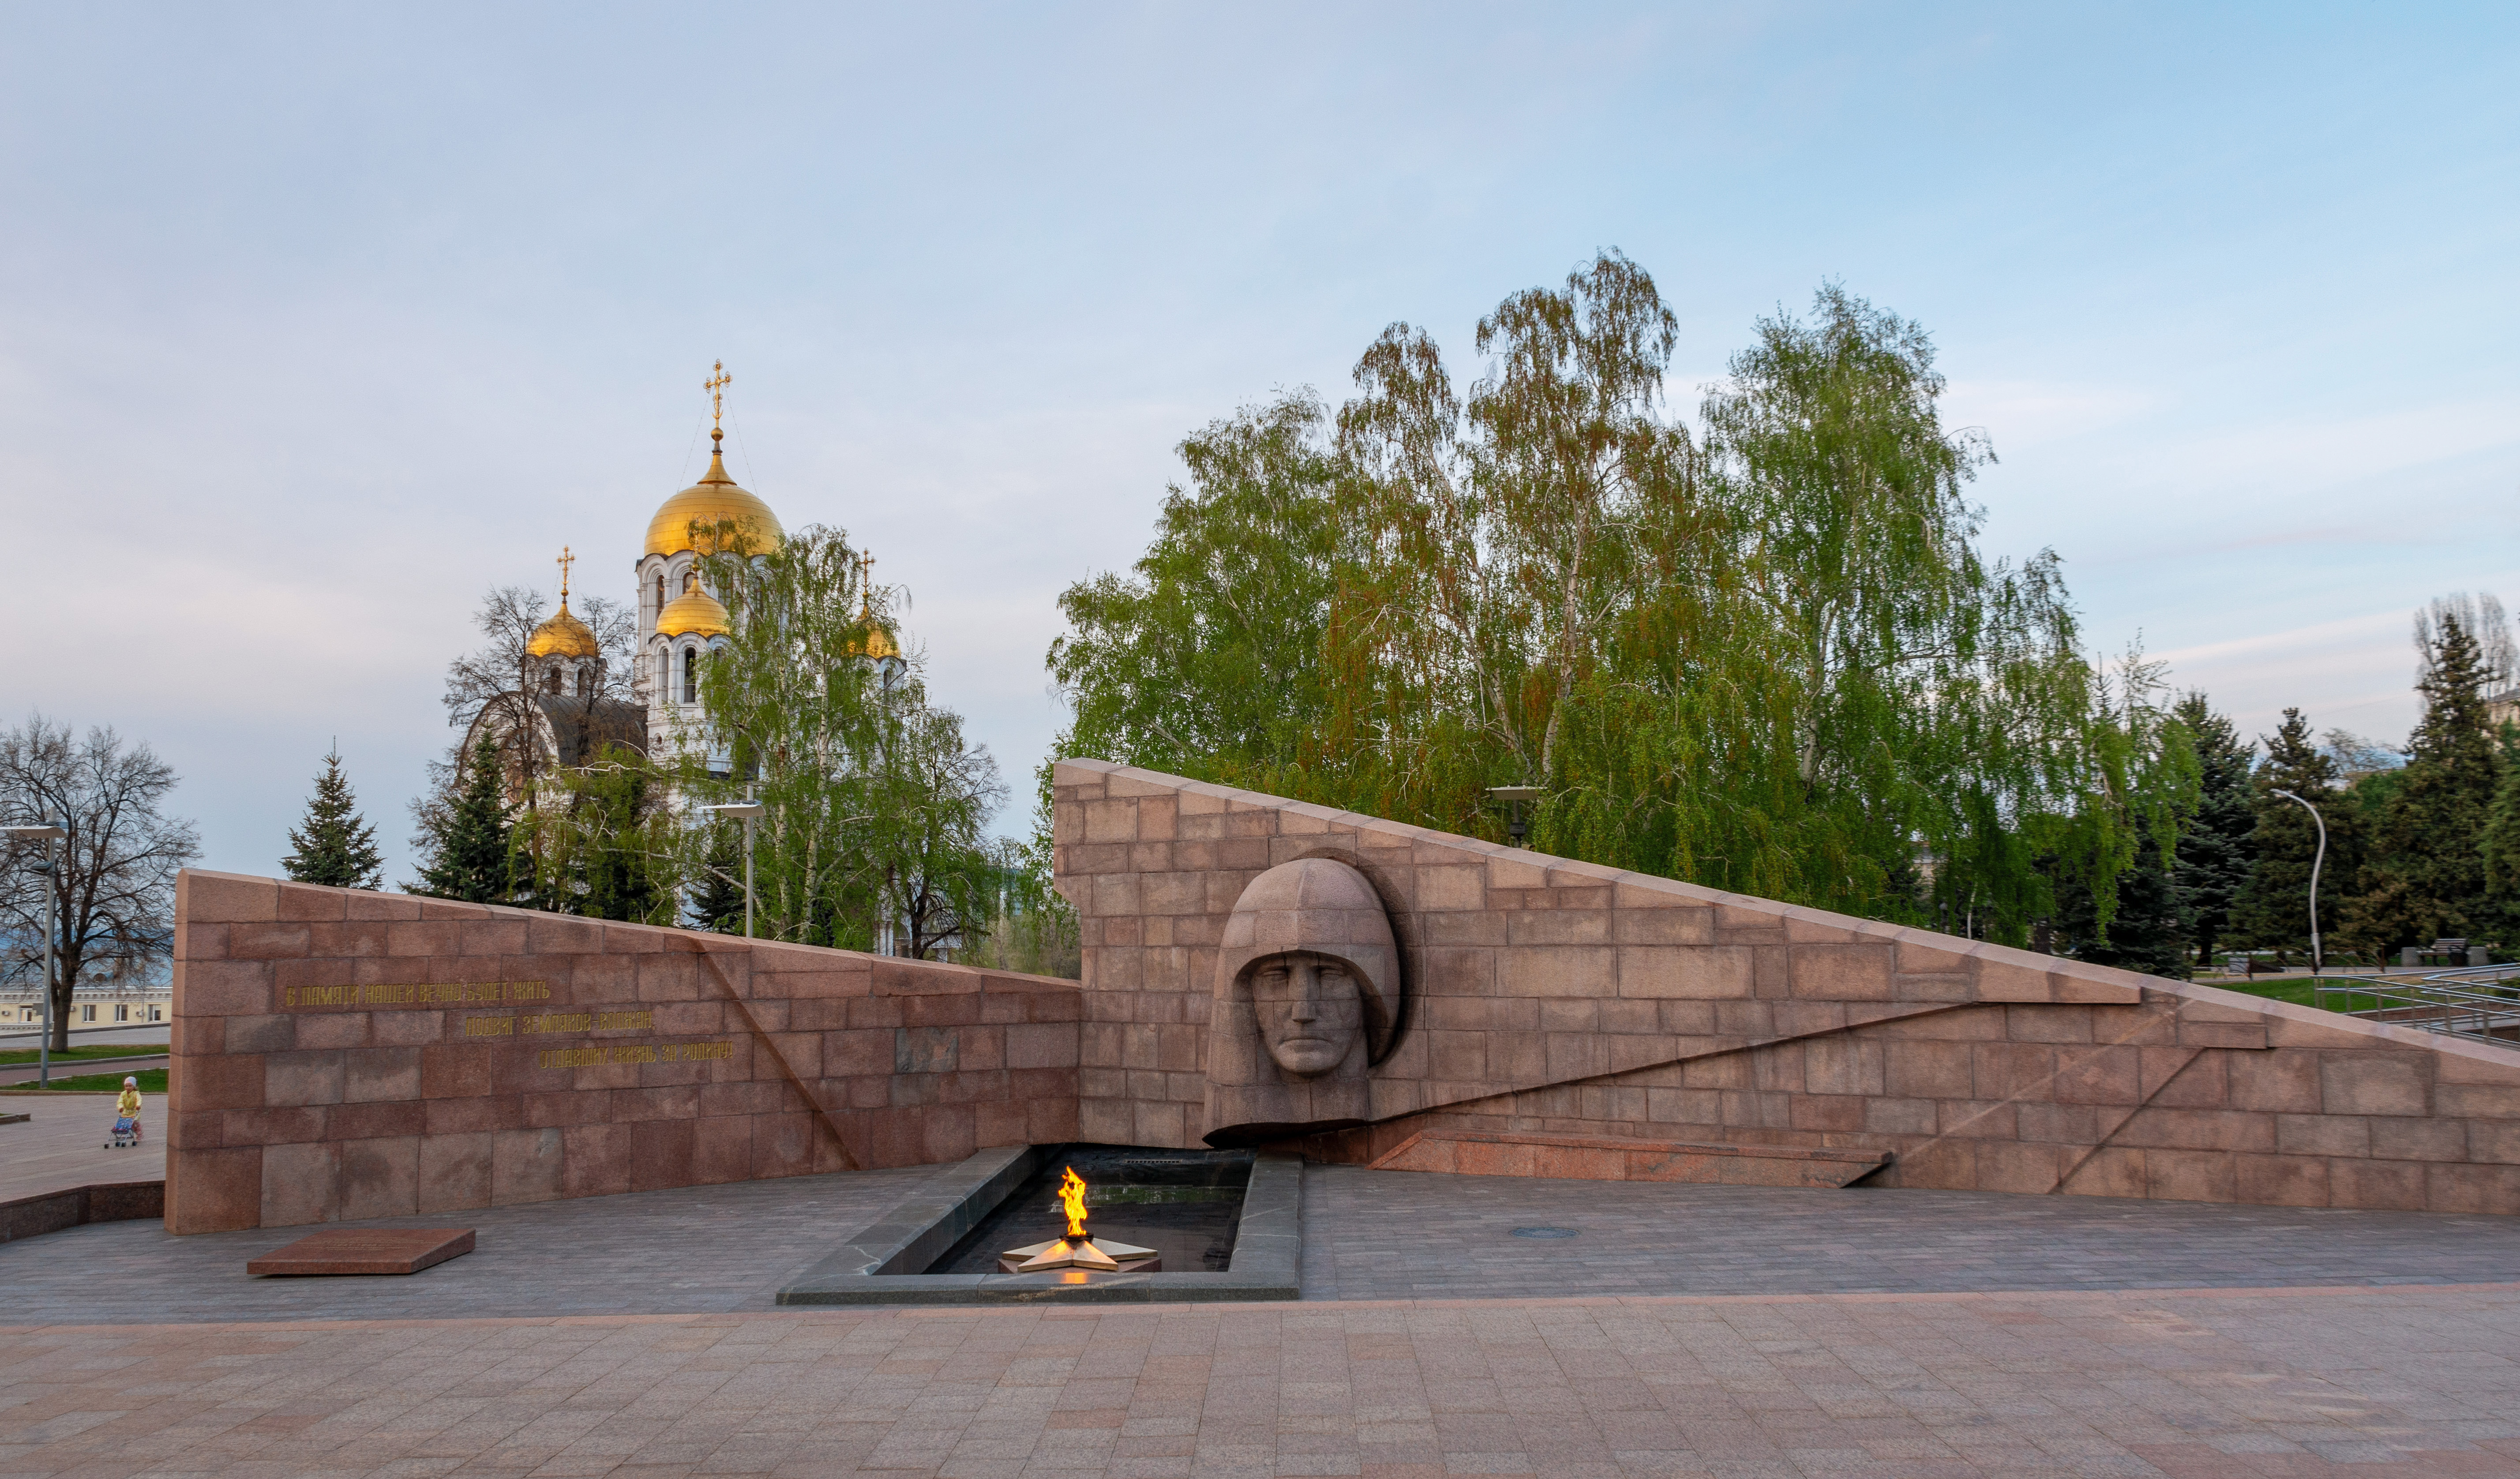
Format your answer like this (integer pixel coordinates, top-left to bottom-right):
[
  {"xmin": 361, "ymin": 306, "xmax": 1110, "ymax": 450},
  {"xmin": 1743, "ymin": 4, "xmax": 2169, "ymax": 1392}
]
[{"xmin": 999, "ymin": 1165, "xmax": 1162, "ymax": 1274}]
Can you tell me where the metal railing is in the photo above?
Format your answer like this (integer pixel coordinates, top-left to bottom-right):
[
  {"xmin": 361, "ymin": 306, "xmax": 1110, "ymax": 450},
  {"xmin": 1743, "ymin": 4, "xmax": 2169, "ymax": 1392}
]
[{"xmin": 2313, "ymin": 965, "xmax": 2520, "ymax": 1046}]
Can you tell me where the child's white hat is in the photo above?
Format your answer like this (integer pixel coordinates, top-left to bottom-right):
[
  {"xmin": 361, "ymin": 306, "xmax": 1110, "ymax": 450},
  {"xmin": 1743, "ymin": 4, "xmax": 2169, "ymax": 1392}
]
[{"xmin": 123, "ymin": 1076, "xmax": 137, "ymax": 1087}]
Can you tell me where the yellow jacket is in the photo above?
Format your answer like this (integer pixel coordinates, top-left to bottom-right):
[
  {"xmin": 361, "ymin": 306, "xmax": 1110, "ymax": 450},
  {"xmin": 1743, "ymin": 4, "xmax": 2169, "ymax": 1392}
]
[{"xmin": 116, "ymin": 1088, "xmax": 141, "ymax": 1116}]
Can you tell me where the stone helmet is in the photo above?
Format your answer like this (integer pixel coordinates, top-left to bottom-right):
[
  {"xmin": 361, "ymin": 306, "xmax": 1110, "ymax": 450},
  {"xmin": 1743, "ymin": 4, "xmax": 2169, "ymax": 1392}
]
[{"xmin": 1215, "ymin": 856, "xmax": 1401, "ymax": 1064}]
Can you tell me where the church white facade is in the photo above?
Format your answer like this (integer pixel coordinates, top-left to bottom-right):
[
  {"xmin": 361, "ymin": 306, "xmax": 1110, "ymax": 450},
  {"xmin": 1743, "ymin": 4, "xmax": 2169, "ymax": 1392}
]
[
  {"xmin": 477, "ymin": 365, "xmax": 901, "ymax": 801},
  {"xmin": 629, "ymin": 417, "xmax": 782, "ymax": 767},
  {"xmin": 470, "ymin": 370, "xmax": 787, "ymax": 787}
]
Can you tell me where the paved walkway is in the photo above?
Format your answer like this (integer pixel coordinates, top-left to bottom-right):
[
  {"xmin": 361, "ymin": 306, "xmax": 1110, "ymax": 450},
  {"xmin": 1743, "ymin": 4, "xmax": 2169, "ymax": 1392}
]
[
  {"xmin": 0, "ymin": 1165, "xmax": 932, "ymax": 1325},
  {"xmin": 11, "ymin": 1166, "xmax": 2520, "ymax": 1325},
  {"xmin": 0, "ymin": 1093, "xmax": 162, "ymax": 1204},
  {"xmin": 4, "ymin": 1289, "xmax": 2518, "ymax": 1476},
  {"xmin": 1301, "ymin": 1166, "xmax": 2520, "ymax": 1299},
  {"xmin": 0, "ymin": 1026, "xmax": 171, "ymax": 1046},
  {"xmin": 8, "ymin": 1167, "xmax": 2520, "ymax": 1474}
]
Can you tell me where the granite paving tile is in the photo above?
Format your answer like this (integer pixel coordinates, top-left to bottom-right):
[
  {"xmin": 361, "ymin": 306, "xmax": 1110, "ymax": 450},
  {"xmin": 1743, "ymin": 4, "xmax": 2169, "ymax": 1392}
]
[
  {"xmin": 5, "ymin": 1162, "xmax": 2520, "ymax": 1474},
  {"xmin": 1301, "ymin": 1167, "xmax": 2520, "ymax": 1301}
]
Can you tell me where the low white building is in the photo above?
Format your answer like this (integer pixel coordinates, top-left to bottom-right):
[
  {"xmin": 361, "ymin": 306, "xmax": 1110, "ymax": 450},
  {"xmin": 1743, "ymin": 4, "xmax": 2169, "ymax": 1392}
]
[{"xmin": 0, "ymin": 982, "xmax": 170, "ymax": 1030}]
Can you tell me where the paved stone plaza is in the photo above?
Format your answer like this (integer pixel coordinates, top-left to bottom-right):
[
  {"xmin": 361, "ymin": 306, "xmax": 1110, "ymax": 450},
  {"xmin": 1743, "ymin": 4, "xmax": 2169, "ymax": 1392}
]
[
  {"xmin": 4, "ymin": 1287, "xmax": 2518, "ymax": 1477},
  {"xmin": 5, "ymin": 1166, "xmax": 2520, "ymax": 1474},
  {"xmin": 0, "ymin": 1094, "xmax": 164, "ymax": 1203}
]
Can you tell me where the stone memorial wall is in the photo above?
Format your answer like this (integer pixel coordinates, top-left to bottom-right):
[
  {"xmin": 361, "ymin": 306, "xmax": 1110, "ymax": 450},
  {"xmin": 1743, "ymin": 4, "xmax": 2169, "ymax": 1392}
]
[
  {"xmin": 166, "ymin": 871, "xmax": 1080, "ymax": 1233},
  {"xmin": 1053, "ymin": 759, "xmax": 2520, "ymax": 1213},
  {"xmin": 166, "ymin": 760, "xmax": 2520, "ymax": 1235}
]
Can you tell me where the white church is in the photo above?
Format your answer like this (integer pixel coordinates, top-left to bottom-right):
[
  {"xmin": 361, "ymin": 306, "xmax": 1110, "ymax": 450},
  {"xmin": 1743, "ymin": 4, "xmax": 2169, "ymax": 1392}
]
[{"xmin": 462, "ymin": 364, "xmax": 896, "ymax": 786}]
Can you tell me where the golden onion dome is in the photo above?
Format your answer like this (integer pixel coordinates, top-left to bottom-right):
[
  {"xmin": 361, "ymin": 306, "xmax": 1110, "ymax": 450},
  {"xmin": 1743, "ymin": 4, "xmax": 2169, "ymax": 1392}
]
[
  {"xmin": 657, "ymin": 574, "xmax": 733, "ymax": 639},
  {"xmin": 843, "ymin": 599, "xmax": 900, "ymax": 662},
  {"xmin": 525, "ymin": 597, "xmax": 599, "ymax": 658},
  {"xmin": 644, "ymin": 434, "xmax": 785, "ymax": 558}
]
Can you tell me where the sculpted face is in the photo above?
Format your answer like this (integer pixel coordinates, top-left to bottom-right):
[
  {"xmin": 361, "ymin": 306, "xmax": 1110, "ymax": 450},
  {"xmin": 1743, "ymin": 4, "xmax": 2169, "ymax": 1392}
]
[
  {"xmin": 1248, "ymin": 951, "xmax": 1364, "ymax": 1077},
  {"xmin": 1206, "ymin": 856, "xmax": 1402, "ymax": 1144}
]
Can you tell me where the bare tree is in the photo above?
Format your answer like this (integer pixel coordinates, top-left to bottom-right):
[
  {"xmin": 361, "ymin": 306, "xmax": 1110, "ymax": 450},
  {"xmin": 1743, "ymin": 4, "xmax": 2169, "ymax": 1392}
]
[
  {"xmin": 0, "ymin": 716, "xmax": 200, "ymax": 1050},
  {"xmin": 2418, "ymin": 592, "xmax": 2516, "ymax": 692},
  {"xmin": 412, "ymin": 586, "xmax": 638, "ymax": 883}
]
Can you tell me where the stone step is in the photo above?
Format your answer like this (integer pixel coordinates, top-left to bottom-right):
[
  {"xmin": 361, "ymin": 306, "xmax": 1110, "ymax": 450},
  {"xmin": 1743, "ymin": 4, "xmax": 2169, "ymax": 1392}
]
[{"xmin": 1367, "ymin": 1129, "xmax": 1891, "ymax": 1188}]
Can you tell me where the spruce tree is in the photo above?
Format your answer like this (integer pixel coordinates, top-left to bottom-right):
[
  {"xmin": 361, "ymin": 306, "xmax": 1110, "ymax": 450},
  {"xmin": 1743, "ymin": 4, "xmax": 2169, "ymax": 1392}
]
[
  {"xmin": 2171, "ymin": 693, "xmax": 2254, "ymax": 965},
  {"xmin": 688, "ymin": 824, "xmax": 746, "ymax": 932},
  {"xmin": 282, "ymin": 747, "xmax": 384, "ymax": 890},
  {"xmin": 2231, "ymin": 709, "xmax": 2352, "ymax": 962},
  {"xmin": 412, "ymin": 738, "xmax": 515, "ymax": 904},
  {"xmin": 2344, "ymin": 613, "xmax": 2504, "ymax": 954},
  {"xmin": 576, "ymin": 757, "xmax": 662, "ymax": 923},
  {"xmin": 2052, "ymin": 851, "xmax": 2188, "ymax": 978}
]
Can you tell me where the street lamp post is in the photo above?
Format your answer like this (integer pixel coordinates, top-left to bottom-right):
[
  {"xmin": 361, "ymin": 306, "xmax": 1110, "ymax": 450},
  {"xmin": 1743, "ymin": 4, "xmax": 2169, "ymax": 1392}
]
[
  {"xmin": 5, "ymin": 824, "xmax": 67, "ymax": 1087},
  {"xmin": 1485, "ymin": 786, "xmax": 1541, "ymax": 847},
  {"xmin": 2269, "ymin": 789, "xmax": 2327, "ymax": 978},
  {"xmin": 703, "ymin": 801, "xmax": 766, "ymax": 938}
]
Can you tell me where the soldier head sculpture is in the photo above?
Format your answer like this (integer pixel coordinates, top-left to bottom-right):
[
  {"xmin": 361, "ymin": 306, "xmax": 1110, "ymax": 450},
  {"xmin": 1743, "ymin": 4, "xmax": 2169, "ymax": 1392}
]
[{"xmin": 1203, "ymin": 856, "xmax": 1401, "ymax": 1145}]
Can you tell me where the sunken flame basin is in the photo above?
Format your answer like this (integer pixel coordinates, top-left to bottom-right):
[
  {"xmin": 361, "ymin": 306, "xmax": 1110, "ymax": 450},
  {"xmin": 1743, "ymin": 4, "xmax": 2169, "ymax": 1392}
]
[{"xmin": 998, "ymin": 1165, "xmax": 1162, "ymax": 1273}]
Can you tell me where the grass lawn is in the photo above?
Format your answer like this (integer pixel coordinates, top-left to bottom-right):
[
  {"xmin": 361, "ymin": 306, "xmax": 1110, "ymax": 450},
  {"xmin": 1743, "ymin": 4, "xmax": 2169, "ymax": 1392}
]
[
  {"xmin": 2208, "ymin": 976, "xmax": 2394, "ymax": 1012},
  {"xmin": 0, "ymin": 1044, "xmax": 168, "ymax": 1067},
  {"xmin": 0, "ymin": 1068, "xmax": 167, "ymax": 1093}
]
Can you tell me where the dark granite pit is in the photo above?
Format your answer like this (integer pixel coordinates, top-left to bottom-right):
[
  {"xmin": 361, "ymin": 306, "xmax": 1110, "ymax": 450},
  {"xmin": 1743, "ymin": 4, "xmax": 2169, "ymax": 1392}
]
[
  {"xmin": 924, "ymin": 1145, "xmax": 1249, "ymax": 1274},
  {"xmin": 778, "ymin": 1143, "xmax": 1301, "ymax": 1305}
]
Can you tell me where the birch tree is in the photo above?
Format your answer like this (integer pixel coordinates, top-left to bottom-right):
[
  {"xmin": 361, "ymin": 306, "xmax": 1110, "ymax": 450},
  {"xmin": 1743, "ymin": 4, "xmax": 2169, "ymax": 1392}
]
[{"xmin": 685, "ymin": 525, "xmax": 1004, "ymax": 957}]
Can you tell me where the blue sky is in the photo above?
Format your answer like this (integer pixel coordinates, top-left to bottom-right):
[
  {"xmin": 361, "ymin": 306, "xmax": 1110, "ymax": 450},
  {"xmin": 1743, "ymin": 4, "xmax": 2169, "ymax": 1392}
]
[{"xmin": 6, "ymin": 3, "xmax": 2516, "ymax": 882}]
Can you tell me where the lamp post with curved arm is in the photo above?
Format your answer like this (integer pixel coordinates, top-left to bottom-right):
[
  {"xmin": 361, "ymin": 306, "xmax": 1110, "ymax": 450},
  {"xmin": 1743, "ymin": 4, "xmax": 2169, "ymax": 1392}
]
[
  {"xmin": 702, "ymin": 800, "xmax": 765, "ymax": 938},
  {"xmin": 2269, "ymin": 788, "xmax": 2326, "ymax": 978},
  {"xmin": 4, "ymin": 823, "xmax": 65, "ymax": 1085}
]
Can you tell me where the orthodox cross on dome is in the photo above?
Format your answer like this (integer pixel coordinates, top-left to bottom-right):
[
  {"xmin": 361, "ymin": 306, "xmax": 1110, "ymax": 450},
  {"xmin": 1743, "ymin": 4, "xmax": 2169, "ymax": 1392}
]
[
  {"xmin": 556, "ymin": 546, "xmax": 575, "ymax": 606},
  {"xmin": 704, "ymin": 360, "xmax": 731, "ymax": 435}
]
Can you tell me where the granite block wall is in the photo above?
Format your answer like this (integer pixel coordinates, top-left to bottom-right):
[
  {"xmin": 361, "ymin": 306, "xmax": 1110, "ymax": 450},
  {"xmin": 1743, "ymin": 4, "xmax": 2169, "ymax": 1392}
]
[
  {"xmin": 168, "ymin": 871, "xmax": 1080, "ymax": 1233},
  {"xmin": 1052, "ymin": 758, "xmax": 2520, "ymax": 1212}
]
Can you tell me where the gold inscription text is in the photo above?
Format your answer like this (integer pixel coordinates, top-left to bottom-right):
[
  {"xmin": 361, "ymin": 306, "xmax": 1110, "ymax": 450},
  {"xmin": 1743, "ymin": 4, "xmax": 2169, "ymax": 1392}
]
[
  {"xmin": 284, "ymin": 980, "xmax": 550, "ymax": 1010},
  {"xmin": 462, "ymin": 1008, "xmax": 655, "ymax": 1039},
  {"xmin": 536, "ymin": 1040, "xmax": 733, "ymax": 1070}
]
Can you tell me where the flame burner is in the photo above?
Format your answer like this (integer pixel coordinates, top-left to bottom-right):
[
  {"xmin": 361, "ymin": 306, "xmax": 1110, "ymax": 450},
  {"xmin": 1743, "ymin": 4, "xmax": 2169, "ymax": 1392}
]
[
  {"xmin": 1000, "ymin": 1164, "xmax": 1162, "ymax": 1273},
  {"xmin": 1059, "ymin": 1166, "xmax": 1088, "ymax": 1238}
]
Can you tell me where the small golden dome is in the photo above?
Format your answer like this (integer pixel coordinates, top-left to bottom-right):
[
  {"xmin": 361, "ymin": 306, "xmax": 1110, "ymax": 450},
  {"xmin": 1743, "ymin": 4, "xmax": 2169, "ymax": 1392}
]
[
  {"xmin": 645, "ymin": 436, "xmax": 785, "ymax": 558},
  {"xmin": 843, "ymin": 599, "xmax": 900, "ymax": 662},
  {"xmin": 657, "ymin": 572, "xmax": 733, "ymax": 638},
  {"xmin": 526, "ymin": 598, "xmax": 599, "ymax": 658}
]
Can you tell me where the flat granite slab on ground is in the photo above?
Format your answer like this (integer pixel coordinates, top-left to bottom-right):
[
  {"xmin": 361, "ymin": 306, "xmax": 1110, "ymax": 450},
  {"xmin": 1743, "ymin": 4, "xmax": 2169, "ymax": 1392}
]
[
  {"xmin": 5, "ymin": 1288, "xmax": 2520, "ymax": 1476},
  {"xmin": 246, "ymin": 1227, "xmax": 475, "ymax": 1276}
]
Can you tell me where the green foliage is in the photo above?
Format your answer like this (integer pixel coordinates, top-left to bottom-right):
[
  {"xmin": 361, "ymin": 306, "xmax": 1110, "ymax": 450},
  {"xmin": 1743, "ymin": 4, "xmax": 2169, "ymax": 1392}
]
[
  {"xmin": 2231, "ymin": 709, "xmax": 2353, "ymax": 961},
  {"xmin": 410, "ymin": 738, "xmax": 516, "ymax": 904},
  {"xmin": 958, "ymin": 761, "xmax": 1080, "ymax": 978},
  {"xmin": 2171, "ymin": 692, "xmax": 2255, "ymax": 964},
  {"xmin": 2051, "ymin": 847, "xmax": 2187, "ymax": 978},
  {"xmin": 10, "ymin": 1067, "xmax": 167, "ymax": 1093},
  {"xmin": 2341, "ymin": 613, "xmax": 2504, "ymax": 954},
  {"xmin": 2479, "ymin": 724, "xmax": 2520, "ymax": 917},
  {"xmin": 682, "ymin": 526, "xmax": 1005, "ymax": 959},
  {"xmin": 1050, "ymin": 392, "xmax": 1342, "ymax": 792},
  {"xmin": 687, "ymin": 824, "xmax": 747, "ymax": 933},
  {"xmin": 0, "ymin": 1043, "xmax": 179, "ymax": 1066},
  {"xmin": 511, "ymin": 748, "xmax": 674, "ymax": 923},
  {"xmin": 1050, "ymin": 259, "xmax": 2197, "ymax": 950},
  {"xmin": 282, "ymin": 747, "xmax": 384, "ymax": 890}
]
